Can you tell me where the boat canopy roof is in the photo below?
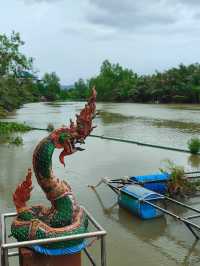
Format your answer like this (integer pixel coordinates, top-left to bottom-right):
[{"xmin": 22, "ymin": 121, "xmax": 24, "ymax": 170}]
[
  {"xmin": 121, "ymin": 184, "xmax": 164, "ymax": 200},
  {"xmin": 130, "ymin": 172, "xmax": 169, "ymax": 183}
]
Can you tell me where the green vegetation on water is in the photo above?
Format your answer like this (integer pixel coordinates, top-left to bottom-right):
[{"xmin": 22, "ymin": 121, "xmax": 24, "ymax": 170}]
[
  {"xmin": 188, "ymin": 137, "xmax": 200, "ymax": 154},
  {"xmin": 0, "ymin": 134, "xmax": 23, "ymax": 146},
  {"xmin": 99, "ymin": 111, "xmax": 133, "ymax": 124},
  {"xmin": 0, "ymin": 122, "xmax": 31, "ymax": 134},
  {"xmin": 160, "ymin": 160, "xmax": 200, "ymax": 197},
  {"xmin": 0, "ymin": 121, "xmax": 31, "ymax": 145},
  {"xmin": 8, "ymin": 136, "xmax": 23, "ymax": 146},
  {"xmin": 0, "ymin": 121, "xmax": 55, "ymax": 145}
]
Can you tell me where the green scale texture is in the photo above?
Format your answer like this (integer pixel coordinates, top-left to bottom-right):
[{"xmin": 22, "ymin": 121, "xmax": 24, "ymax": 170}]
[
  {"xmin": 51, "ymin": 197, "xmax": 73, "ymax": 227},
  {"xmin": 35, "ymin": 138, "xmax": 55, "ymax": 179},
  {"xmin": 12, "ymin": 136, "xmax": 88, "ymax": 249},
  {"xmin": 35, "ymin": 213, "xmax": 88, "ymax": 249},
  {"xmin": 11, "ymin": 211, "xmax": 88, "ymax": 249}
]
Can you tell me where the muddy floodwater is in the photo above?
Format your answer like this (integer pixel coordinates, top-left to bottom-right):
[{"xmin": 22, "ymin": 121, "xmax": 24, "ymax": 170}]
[{"xmin": 1, "ymin": 102, "xmax": 200, "ymax": 265}]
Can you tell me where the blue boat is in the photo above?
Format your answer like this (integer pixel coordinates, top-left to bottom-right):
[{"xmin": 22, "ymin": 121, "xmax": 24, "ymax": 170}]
[
  {"xmin": 130, "ymin": 172, "xmax": 170, "ymax": 194},
  {"xmin": 118, "ymin": 184, "xmax": 164, "ymax": 219},
  {"xmin": 91, "ymin": 172, "xmax": 200, "ymax": 239}
]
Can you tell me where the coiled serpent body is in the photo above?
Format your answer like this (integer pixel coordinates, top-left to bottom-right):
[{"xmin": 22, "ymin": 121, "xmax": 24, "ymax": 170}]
[{"xmin": 11, "ymin": 89, "xmax": 96, "ymax": 249}]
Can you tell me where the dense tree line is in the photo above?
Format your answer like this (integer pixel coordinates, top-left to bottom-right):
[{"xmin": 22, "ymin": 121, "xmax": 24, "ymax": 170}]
[
  {"xmin": 67, "ymin": 60, "xmax": 200, "ymax": 103},
  {"xmin": 0, "ymin": 32, "xmax": 66, "ymax": 116},
  {"xmin": 1, "ymin": 32, "xmax": 200, "ymax": 118}
]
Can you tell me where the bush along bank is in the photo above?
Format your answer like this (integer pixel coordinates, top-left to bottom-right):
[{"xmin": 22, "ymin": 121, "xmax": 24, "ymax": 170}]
[{"xmin": 0, "ymin": 121, "xmax": 32, "ymax": 145}]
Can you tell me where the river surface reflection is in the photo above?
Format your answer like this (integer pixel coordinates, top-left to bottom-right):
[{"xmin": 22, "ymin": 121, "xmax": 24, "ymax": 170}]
[{"xmin": 1, "ymin": 102, "xmax": 200, "ymax": 265}]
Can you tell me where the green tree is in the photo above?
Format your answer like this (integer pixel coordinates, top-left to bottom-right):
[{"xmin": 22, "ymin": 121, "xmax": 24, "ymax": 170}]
[
  {"xmin": 73, "ymin": 79, "xmax": 89, "ymax": 99},
  {"xmin": 0, "ymin": 31, "xmax": 39, "ymax": 113},
  {"xmin": 50, "ymin": 60, "xmax": 200, "ymax": 104},
  {"xmin": 0, "ymin": 31, "xmax": 33, "ymax": 77},
  {"xmin": 41, "ymin": 72, "xmax": 61, "ymax": 101},
  {"xmin": 89, "ymin": 60, "xmax": 138, "ymax": 101}
]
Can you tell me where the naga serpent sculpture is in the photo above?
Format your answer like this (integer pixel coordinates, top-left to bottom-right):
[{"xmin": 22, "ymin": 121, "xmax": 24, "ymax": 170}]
[{"xmin": 11, "ymin": 88, "xmax": 97, "ymax": 250}]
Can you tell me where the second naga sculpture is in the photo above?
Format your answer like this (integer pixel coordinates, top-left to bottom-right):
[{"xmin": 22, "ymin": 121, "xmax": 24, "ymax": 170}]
[{"xmin": 11, "ymin": 88, "xmax": 97, "ymax": 249}]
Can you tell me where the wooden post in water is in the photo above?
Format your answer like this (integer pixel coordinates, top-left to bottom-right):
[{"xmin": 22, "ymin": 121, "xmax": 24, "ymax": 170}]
[{"xmin": 19, "ymin": 248, "xmax": 81, "ymax": 266}]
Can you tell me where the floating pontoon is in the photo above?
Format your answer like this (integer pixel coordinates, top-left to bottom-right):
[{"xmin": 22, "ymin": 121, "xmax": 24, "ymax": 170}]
[{"xmin": 90, "ymin": 172, "xmax": 200, "ymax": 240}]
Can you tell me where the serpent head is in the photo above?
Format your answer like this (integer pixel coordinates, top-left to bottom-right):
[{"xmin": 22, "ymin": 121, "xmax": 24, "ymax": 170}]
[{"xmin": 50, "ymin": 87, "xmax": 97, "ymax": 166}]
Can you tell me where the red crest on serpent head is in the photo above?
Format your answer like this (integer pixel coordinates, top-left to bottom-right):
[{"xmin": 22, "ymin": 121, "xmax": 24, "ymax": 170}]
[
  {"xmin": 13, "ymin": 168, "xmax": 33, "ymax": 211},
  {"xmin": 50, "ymin": 87, "xmax": 97, "ymax": 166}
]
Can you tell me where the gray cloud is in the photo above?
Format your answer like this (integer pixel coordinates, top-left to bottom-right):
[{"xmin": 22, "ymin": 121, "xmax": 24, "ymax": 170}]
[
  {"xmin": 2, "ymin": 0, "xmax": 200, "ymax": 84},
  {"xmin": 88, "ymin": 10, "xmax": 176, "ymax": 31},
  {"xmin": 23, "ymin": 0, "xmax": 62, "ymax": 3},
  {"xmin": 194, "ymin": 13, "xmax": 200, "ymax": 19},
  {"xmin": 178, "ymin": 0, "xmax": 200, "ymax": 5},
  {"xmin": 87, "ymin": 1, "xmax": 175, "ymax": 30},
  {"xmin": 86, "ymin": 0, "xmax": 199, "ymax": 33}
]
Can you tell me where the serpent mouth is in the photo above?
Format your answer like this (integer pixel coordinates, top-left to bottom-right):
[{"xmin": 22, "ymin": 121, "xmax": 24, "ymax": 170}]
[{"xmin": 59, "ymin": 140, "xmax": 86, "ymax": 167}]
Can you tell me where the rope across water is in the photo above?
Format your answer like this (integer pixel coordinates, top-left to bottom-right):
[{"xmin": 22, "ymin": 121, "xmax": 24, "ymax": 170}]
[
  {"xmin": 89, "ymin": 134, "xmax": 200, "ymax": 154},
  {"xmin": 30, "ymin": 129, "xmax": 199, "ymax": 154}
]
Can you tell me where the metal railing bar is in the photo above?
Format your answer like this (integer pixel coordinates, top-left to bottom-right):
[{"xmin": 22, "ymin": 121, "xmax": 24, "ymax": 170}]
[
  {"xmin": 185, "ymin": 171, "xmax": 200, "ymax": 175},
  {"xmin": 184, "ymin": 214, "xmax": 200, "ymax": 220},
  {"xmin": 84, "ymin": 248, "xmax": 96, "ymax": 266},
  {"xmin": 164, "ymin": 196, "xmax": 200, "ymax": 214},
  {"xmin": 1, "ymin": 208, "xmax": 107, "ymax": 266},
  {"xmin": 2, "ymin": 209, "xmax": 106, "ymax": 233},
  {"xmin": 82, "ymin": 207, "xmax": 106, "ymax": 232},
  {"xmin": 2, "ymin": 212, "xmax": 17, "ymax": 218},
  {"xmin": 3, "ymin": 248, "xmax": 9, "ymax": 266},
  {"xmin": 8, "ymin": 251, "xmax": 18, "ymax": 257},
  {"xmin": 145, "ymin": 197, "xmax": 165, "ymax": 201},
  {"xmin": 142, "ymin": 200, "xmax": 200, "ymax": 233},
  {"xmin": 101, "ymin": 236, "xmax": 107, "ymax": 266},
  {"xmin": 142, "ymin": 200, "xmax": 180, "ymax": 219},
  {"xmin": 2, "ymin": 231, "xmax": 106, "ymax": 250},
  {"xmin": 1, "ymin": 214, "xmax": 6, "ymax": 245},
  {"xmin": 184, "ymin": 223, "xmax": 200, "ymax": 240}
]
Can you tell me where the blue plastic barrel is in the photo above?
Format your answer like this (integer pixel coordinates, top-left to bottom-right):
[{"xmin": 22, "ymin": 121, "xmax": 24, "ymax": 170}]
[
  {"xmin": 118, "ymin": 185, "xmax": 164, "ymax": 219},
  {"xmin": 130, "ymin": 173, "xmax": 169, "ymax": 194}
]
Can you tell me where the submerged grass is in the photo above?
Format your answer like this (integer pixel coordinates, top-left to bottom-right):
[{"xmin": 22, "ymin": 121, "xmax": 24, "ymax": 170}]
[
  {"xmin": 99, "ymin": 111, "xmax": 134, "ymax": 124},
  {"xmin": 0, "ymin": 134, "xmax": 23, "ymax": 145},
  {"xmin": 0, "ymin": 121, "xmax": 31, "ymax": 145},
  {"xmin": 9, "ymin": 136, "xmax": 23, "ymax": 145},
  {"xmin": 153, "ymin": 120, "xmax": 200, "ymax": 133},
  {"xmin": 160, "ymin": 160, "xmax": 200, "ymax": 197},
  {"xmin": 188, "ymin": 154, "xmax": 200, "ymax": 168},
  {"xmin": 99, "ymin": 110, "xmax": 200, "ymax": 134},
  {"xmin": 0, "ymin": 121, "xmax": 31, "ymax": 134}
]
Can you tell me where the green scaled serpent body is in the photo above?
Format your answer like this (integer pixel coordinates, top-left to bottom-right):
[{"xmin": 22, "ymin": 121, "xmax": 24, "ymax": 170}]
[{"xmin": 11, "ymin": 88, "xmax": 97, "ymax": 249}]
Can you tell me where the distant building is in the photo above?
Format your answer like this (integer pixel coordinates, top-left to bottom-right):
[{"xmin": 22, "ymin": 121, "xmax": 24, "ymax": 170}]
[{"xmin": 16, "ymin": 71, "xmax": 41, "ymax": 81}]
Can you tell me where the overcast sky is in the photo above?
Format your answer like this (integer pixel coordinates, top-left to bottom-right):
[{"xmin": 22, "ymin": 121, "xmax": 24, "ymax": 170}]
[{"xmin": 1, "ymin": 0, "xmax": 200, "ymax": 84}]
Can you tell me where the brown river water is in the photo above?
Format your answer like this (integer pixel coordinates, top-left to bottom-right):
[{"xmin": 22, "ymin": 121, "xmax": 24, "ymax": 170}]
[{"xmin": 1, "ymin": 102, "xmax": 200, "ymax": 265}]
